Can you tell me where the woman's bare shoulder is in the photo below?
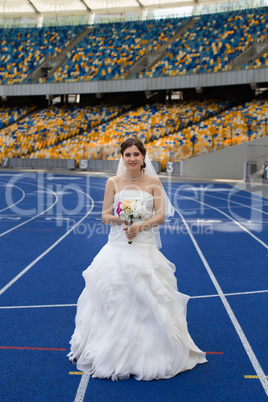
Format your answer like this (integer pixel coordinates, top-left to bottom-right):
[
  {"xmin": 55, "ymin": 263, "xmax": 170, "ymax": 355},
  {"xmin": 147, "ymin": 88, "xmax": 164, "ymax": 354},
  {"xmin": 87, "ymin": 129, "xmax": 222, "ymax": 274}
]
[
  {"xmin": 142, "ymin": 174, "xmax": 162, "ymax": 195},
  {"xmin": 143, "ymin": 174, "xmax": 161, "ymax": 185},
  {"xmin": 107, "ymin": 175, "xmax": 125, "ymax": 193}
]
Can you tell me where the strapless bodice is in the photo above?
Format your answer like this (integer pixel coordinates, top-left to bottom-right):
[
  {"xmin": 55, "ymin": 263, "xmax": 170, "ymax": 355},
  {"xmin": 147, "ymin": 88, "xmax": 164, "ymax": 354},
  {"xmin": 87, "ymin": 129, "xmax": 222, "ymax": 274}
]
[{"xmin": 108, "ymin": 190, "xmax": 155, "ymax": 246}]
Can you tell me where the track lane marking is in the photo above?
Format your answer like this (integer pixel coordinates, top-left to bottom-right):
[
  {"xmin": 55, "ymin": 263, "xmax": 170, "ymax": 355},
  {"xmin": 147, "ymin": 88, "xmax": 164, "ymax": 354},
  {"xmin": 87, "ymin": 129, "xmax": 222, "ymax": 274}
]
[
  {"xmin": 0, "ymin": 188, "xmax": 94, "ymax": 296},
  {"xmin": 0, "ymin": 346, "xmax": 66, "ymax": 351},
  {"xmin": 1, "ymin": 290, "xmax": 266, "ymax": 309},
  {"xmin": 0, "ymin": 304, "xmax": 77, "ymax": 309},
  {"xmin": 177, "ymin": 193, "xmax": 268, "ymax": 250},
  {"xmin": 0, "ymin": 183, "xmax": 25, "ymax": 213},
  {"xmin": 176, "ymin": 206, "xmax": 268, "ymax": 396},
  {"xmin": 199, "ymin": 192, "xmax": 268, "ymax": 217},
  {"xmin": 74, "ymin": 373, "xmax": 90, "ymax": 402},
  {"xmin": 0, "ymin": 179, "xmax": 58, "ymax": 238},
  {"xmin": 191, "ymin": 289, "xmax": 268, "ymax": 298},
  {"xmin": 70, "ymin": 372, "xmax": 83, "ymax": 375}
]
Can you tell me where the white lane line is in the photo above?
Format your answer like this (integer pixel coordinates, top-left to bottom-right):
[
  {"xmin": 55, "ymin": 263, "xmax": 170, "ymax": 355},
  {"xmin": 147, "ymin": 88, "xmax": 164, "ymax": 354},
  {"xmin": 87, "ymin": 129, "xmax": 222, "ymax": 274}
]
[
  {"xmin": 0, "ymin": 184, "xmax": 25, "ymax": 213},
  {"xmin": 74, "ymin": 373, "xmax": 90, "ymax": 402},
  {"xmin": 168, "ymin": 183, "xmax": 267, "ymax": 205},
  {"xmin": 176, "ymin": 207, "xmax": 268, "ymax": 396},
  {"xmin": 0, "ymin": 304, "xmax": 77, "ymax": 309},
  {"xmin": 202, "ymin": 192, "xmax": 268, "ymax": 217},
  {"xmin": 1, "ymin": 289, "xmax": 267, "ymax": 309},
  {"xmin": 177, "ymin": 193, "xmax": 268, "ymax": 250},
  {"xmin": 191, "ymin": 289, "xmax": 268, "ymax": 299},
  {"xmin": 0, "ymin": 189, "xmax": 94, "ymax": 296},
  {"xmin": 0, "ymin": 180, "xmax": 58, "ymax": 238},
  {"xmin": 46, "ymin": 177, "xmax": 82, "ymax": 180}
]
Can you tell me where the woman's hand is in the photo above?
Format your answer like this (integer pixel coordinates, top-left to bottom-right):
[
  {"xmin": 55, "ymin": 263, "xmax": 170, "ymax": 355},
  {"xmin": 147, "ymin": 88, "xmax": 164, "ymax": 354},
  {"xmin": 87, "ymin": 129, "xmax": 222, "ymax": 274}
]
[{"xmin": 123, "ymin": 223, "xmax": 140, "ymax": 242}]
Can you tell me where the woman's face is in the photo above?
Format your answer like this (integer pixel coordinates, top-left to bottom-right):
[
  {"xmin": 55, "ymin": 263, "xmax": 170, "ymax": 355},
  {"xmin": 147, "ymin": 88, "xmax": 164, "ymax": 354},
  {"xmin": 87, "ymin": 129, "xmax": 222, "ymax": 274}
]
[{"xmin": 122, "ymin": 145, "xmax": 144, "ymax": 172}]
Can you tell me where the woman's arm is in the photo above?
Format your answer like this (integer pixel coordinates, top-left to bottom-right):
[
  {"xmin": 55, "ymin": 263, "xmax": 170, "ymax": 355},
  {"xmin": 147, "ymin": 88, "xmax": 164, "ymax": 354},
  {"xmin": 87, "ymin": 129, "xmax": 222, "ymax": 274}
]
[
  {"xmin": 140, "ymin": 177, "xmax": 165, "ymax": 229},
  {"xmin": 102, "ymin": 178, "xmax": 124, "ymax": 225}
]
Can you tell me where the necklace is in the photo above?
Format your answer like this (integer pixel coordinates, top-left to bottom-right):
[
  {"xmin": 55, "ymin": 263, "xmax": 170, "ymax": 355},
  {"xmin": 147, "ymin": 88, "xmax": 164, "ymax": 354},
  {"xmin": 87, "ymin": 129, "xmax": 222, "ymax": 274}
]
[{"xmin": 125, "ymin": 171, "xmax": 143, "ymax": 181}]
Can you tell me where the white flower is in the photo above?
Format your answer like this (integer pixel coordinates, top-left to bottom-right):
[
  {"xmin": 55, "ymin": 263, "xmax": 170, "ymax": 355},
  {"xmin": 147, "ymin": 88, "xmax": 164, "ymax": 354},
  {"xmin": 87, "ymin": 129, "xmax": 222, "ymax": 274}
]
[
  {"xmin": 132, "ymin": 204, "xmax": 146, "ymax": 219},
  {"xmin": 119, "ymin": 211, "xmax": 129, "ymax": 222},
  {"xmin": 118, "ymin": 199, "xmax": 146, "ymax": 223}
]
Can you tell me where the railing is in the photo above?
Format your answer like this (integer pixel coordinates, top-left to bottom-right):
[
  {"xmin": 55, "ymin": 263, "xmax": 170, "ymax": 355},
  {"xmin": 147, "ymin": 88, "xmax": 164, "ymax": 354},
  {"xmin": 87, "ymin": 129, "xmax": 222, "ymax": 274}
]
[
  {"xmin": 1, "ymin": 2, "xmax": 268, "ymax": 28},
  {"xmin": 0, "ymin": 157, "xmax": 164, "ymax": 175},
  {"xmin": 1, "ymin": 158, "xmax": 76, "ymax": 170}
]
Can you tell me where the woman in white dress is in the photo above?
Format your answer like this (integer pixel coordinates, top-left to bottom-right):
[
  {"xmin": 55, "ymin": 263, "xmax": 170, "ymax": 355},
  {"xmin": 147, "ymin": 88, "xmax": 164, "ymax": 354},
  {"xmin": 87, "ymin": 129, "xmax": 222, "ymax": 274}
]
[{"xmin": 68, "ymin": 137, "xmax": 207, "ymax": 381}]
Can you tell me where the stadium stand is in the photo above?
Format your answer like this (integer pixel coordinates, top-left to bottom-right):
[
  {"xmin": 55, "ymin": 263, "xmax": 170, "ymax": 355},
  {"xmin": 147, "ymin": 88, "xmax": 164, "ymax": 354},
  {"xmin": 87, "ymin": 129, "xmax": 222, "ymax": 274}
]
[
  {"xmin": 0, "ymin": 25, "xmax": 86, "ymax": 84},
  {"xmin": 0, "ymin": 104, "xmax": 36, "ymax": 130},
  {"xmin": 48, "ymin": 18, "xmax": 190, "ymax": 83},
  {"xmin": 0, "ymin": 97, "xmax": 243, "ymax": 167},
  {"xmin": 157, "ymin": 97, "xmax": 268, "ymax": 164},
  {"xmin": 0, "ymin": 8, "xmax": 267, "ymax": 85},
  {"xmin": 43, "ymin": 8, "xmax": 268, "ymax": 83},
  {"xmin": 139, "ymin": 8, "xmax": 268, "ymax": 78},
  {"xmin": 1, "ymin": 94, "xmax": 268, "ymax": 169},
  {"xmin": 0, "ymin": 7, "xmax": 268, "ymax": 171},
  {"xmin": 0, "ymin": 103, "xmax": 131, "ymax": 161}
]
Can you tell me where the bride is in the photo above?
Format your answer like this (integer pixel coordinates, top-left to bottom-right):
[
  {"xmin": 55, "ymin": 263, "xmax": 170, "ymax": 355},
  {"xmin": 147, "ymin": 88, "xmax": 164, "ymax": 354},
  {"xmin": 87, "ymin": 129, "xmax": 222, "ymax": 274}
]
[{"xmin": 68, "ymin": 137, "xmax": 207, "ymax": 381}]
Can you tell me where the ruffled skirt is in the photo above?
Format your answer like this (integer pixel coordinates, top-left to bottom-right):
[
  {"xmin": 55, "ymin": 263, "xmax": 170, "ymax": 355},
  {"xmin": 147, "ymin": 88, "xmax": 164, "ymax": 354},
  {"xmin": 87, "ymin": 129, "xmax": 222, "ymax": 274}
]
[{"xmin": 68, "ymin": 241, "xmax": 207, "ymax": 380}]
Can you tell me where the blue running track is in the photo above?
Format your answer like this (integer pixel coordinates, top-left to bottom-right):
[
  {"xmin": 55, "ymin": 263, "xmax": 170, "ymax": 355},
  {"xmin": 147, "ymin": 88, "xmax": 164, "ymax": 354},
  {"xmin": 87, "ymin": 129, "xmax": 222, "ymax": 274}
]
[{"xmin": 0, "ymin": 171, "xmax": 267, "ymax": 401}]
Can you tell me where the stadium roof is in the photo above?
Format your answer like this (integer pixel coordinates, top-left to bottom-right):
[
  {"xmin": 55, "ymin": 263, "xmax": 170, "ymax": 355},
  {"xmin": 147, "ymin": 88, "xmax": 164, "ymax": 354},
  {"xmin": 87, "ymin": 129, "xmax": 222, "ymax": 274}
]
[{"xmin": 0, "ymin": 0, "xmax": 252, "ymax": 17}]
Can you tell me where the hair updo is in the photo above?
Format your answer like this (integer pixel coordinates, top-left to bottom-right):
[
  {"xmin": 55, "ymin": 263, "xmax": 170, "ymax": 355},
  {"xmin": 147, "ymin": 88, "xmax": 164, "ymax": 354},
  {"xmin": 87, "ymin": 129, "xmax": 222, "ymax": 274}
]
[{"xmin": 120, "ymin": 137, "xmax": 146, "ymax": 172}]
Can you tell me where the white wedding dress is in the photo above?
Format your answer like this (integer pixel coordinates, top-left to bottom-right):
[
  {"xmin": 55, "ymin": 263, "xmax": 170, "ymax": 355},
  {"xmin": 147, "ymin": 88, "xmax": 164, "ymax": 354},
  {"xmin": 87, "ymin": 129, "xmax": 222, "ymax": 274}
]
[{"xmin": 68, "ymin": 190, "xmax": 207, "ymax": 380}]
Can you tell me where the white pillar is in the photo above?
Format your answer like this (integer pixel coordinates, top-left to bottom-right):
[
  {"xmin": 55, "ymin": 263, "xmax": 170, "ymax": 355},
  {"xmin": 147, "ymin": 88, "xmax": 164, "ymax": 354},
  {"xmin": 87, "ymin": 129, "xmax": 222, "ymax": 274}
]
[
  {"xmin": 37, "ymin": 14, "xmax": 43, "ymax": 28},
  {"xmin": 141, "ymin": 9, "xmax": 148, "ymax": 20},
  {"xmin": 88, "ymin": 12, "xmax": 95, "ymax": 25}
]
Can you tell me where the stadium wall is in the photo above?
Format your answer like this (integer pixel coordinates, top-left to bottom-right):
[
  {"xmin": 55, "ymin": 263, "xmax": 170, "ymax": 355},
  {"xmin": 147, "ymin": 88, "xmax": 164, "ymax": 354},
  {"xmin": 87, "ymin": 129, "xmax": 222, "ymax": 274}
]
[
  {"xmin": 1, "ymin": 68, "xmax": 268, "ymax": 98},
  {"xmin": 181, "ymin": 135, "xmax": 268, "ymax": 180}
]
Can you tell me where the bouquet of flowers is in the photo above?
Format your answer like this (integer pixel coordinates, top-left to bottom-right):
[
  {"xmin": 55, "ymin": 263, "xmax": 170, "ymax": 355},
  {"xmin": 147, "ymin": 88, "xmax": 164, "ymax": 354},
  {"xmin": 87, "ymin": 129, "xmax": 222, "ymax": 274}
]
[{"xmin": 116, "ymin": 200, "xmax": 146, "ymax": 244}]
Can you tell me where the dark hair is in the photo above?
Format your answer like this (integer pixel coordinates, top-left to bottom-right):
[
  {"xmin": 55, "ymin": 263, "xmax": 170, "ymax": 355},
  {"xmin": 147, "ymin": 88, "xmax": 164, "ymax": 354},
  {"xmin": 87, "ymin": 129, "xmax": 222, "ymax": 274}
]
[{"xmin": 120, "ymin": 137, "xmax": 146, "ymax": 172}]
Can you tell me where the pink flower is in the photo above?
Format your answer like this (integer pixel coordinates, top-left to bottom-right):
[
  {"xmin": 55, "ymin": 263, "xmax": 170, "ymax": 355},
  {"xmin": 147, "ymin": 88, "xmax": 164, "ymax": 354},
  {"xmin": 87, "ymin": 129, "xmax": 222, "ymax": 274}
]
[{"xmin": 116, "ymin": 201, "xmax": 122, "ymax": 217}]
